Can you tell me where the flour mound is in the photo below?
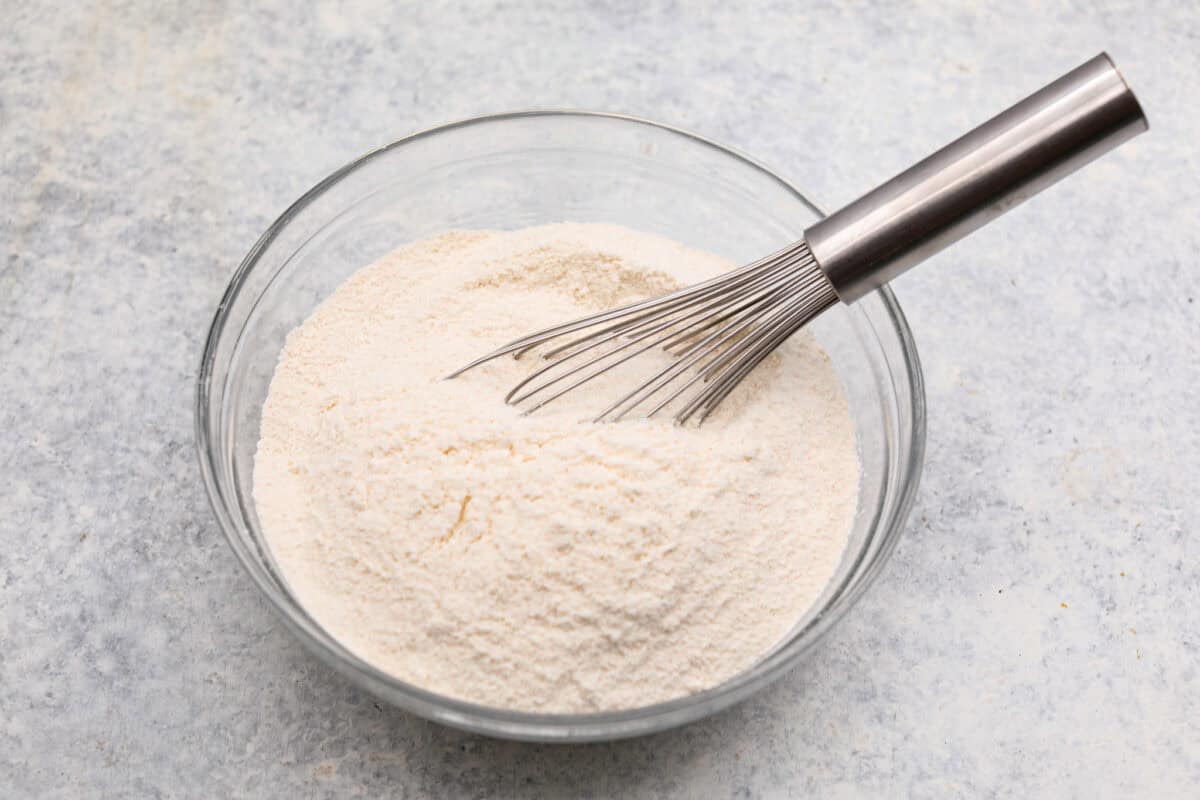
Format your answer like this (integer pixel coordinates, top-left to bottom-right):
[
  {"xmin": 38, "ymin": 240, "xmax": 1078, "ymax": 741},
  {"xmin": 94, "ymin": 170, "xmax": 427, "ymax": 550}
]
[{"xmin": 254, "ymin": 223, "xmax": 859, "ymax": 713}]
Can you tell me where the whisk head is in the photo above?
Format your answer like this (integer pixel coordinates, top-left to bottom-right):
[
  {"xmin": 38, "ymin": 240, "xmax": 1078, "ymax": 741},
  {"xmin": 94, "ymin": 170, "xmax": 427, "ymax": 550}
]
[{"xmin": 449, "ymin": 240, "xmax": 839, "ymax": 425}]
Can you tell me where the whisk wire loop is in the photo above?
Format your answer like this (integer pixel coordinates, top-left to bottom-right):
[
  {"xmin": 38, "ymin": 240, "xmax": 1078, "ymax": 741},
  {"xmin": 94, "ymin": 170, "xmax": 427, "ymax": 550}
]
[{"xmin": 451, "ymin": 240, "xmax": 838, "ymax": 424}]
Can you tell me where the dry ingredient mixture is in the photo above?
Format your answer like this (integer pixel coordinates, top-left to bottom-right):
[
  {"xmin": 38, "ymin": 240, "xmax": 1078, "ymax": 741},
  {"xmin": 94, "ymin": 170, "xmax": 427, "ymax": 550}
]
[{"xmin": 254, "ymin": 223, "xmax": 860, "ymax": 713}]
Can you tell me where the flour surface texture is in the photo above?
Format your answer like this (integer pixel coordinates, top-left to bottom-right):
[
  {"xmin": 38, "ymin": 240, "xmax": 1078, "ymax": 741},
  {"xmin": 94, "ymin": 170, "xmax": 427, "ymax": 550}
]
[{"xmin": 254, "ymin": 223, "xmax": 860, "ymax": 713}]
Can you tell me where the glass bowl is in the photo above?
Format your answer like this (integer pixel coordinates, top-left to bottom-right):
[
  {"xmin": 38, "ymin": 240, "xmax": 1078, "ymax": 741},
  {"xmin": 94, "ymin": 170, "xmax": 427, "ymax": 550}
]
[{"xmin": 195, "ymin": 111, "xmax": 925, "ymax": 742}]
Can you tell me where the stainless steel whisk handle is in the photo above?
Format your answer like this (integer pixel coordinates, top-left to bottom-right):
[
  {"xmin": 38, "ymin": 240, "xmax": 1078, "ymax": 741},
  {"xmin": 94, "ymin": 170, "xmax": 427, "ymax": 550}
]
[{"xmin": 804, "ymin": 53, "xmax": 1148, "ymax": 303}]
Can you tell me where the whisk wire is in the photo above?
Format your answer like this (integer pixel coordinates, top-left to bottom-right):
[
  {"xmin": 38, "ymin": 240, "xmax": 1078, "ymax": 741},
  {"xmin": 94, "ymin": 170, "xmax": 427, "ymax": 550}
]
[
  {"xmin": 598, "ymin": 269, "xmax": 826, "ymax": 422},
  {"xmin": 451, "ymin": 240, "xmax": 839, "ymax": 424},
  {"xmin": 515, "ymin": 254, "xmax": 817, "ymax": 412}
]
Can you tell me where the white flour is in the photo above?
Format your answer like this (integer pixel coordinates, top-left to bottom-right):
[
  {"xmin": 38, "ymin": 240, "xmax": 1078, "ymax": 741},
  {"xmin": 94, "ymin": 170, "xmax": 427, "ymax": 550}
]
[{"xmin": 254, "ymin": 223, "xmax": 859, "ymax": 713}]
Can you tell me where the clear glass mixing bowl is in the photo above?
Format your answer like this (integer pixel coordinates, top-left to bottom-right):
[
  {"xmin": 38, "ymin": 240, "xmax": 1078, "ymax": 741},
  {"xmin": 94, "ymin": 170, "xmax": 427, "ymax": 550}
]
[{"xmin": 196, "ymin": 111, "xmax": 926, "ymax": 742}]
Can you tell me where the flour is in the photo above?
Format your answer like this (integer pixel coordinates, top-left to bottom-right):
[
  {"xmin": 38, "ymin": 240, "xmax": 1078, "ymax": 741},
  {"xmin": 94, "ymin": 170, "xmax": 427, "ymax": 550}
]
[{"xmin": 253, "ymin": 223, "xmax": 860, "ymax": 713}]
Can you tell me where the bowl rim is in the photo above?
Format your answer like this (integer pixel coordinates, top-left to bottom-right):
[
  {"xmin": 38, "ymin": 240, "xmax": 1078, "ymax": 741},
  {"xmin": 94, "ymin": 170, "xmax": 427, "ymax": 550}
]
[{"xmin": 195, "ymin": 109, "xmax": 927, "ymax": 741}]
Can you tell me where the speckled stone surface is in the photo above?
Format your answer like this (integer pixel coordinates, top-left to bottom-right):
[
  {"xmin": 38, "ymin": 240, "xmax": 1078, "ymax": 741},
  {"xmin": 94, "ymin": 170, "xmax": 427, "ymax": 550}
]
[{"xmin": 3, "ymin": 1, "xmax": 1198, "ymax": 796}]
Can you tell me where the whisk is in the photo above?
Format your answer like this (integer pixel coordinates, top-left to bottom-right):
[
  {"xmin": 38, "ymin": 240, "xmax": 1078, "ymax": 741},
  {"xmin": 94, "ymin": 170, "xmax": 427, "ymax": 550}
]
[{"xmin": 451, "ymin": 54, "xmax": 1147, "ymax": 424}]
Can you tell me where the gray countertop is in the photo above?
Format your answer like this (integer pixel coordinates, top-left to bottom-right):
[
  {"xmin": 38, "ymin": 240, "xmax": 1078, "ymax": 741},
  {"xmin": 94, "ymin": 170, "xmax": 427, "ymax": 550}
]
[{"xmin": 4, "ymin": 1, "xmax": 1198, "ymax": 796}]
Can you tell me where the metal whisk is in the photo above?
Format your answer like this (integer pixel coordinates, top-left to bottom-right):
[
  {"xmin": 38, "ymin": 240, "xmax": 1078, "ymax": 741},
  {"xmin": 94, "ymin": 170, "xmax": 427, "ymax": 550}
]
[{"xmin": 451, "ymin": 54, "xmax": 1147, "ymax": 424}]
